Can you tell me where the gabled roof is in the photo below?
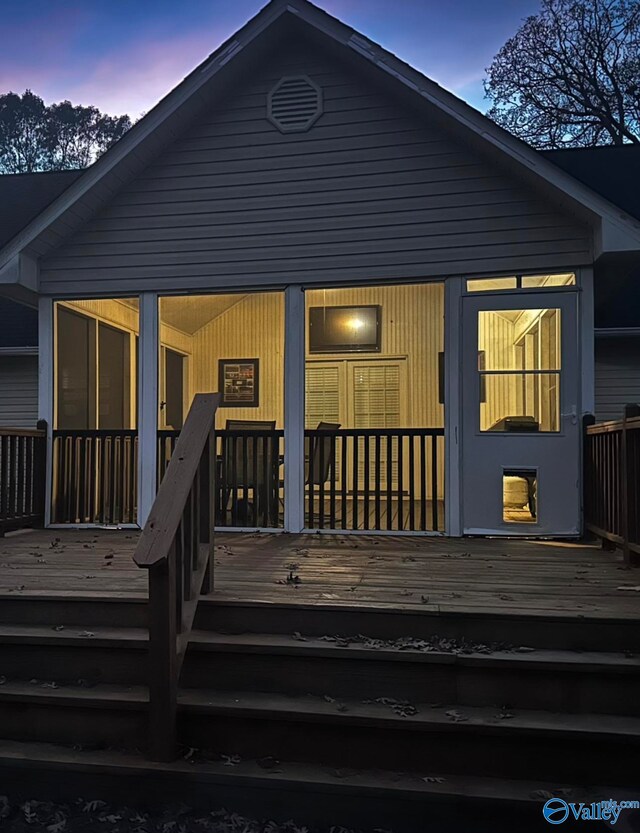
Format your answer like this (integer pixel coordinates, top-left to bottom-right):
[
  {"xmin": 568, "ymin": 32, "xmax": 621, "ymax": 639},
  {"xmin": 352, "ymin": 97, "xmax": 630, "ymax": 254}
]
[
  {"xmin": 543, "ymin": 146, "xmax": 640, "ymax": 223},
  {"xmin": 0, "ymin": 170, "xmax": 82, "ymax": 249},
  {"xmin": 2, "ymin": 0, "xmax": 640, "ymax": 295}
]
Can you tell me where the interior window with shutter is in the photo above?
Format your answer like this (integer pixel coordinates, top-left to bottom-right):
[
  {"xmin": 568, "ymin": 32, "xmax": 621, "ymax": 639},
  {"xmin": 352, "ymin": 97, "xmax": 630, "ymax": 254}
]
[
  {"xmin": 351, "ymin": 362, "xmax": 403, "ymax": 487},
  {"xmin": 305, "ymin": 364, "xmax": 341, "ymax": 428}
]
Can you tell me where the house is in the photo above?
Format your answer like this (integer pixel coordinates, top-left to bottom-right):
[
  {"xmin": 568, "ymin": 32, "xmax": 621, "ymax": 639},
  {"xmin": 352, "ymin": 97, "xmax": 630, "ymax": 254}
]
[{"xmin": 2, "ymin": 0, "xmax": 640, "ymax": 539}]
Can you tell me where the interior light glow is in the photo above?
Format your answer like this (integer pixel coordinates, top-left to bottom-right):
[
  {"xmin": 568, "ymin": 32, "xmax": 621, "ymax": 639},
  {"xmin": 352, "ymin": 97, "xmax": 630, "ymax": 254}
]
[{"xmin": 347, "ymin": 317, "xmax": 365, "ymax": 331}]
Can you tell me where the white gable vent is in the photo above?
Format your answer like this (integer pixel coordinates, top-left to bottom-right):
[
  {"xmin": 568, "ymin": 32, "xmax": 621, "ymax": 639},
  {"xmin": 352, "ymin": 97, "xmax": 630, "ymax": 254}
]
[{"xmin": 267, "ymin": 75, "xmax": 322, "ymax": 133}]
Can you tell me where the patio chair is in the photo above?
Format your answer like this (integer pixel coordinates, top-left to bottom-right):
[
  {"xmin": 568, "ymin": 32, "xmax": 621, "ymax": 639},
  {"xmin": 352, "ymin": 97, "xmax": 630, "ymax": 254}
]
[
  {"xmin": 221, "ymin": 419, "xmax": 278, "ymax": 526},
  {"xmin": 305, "ymin": 422, "xmax": 341, "ymax": 526}
]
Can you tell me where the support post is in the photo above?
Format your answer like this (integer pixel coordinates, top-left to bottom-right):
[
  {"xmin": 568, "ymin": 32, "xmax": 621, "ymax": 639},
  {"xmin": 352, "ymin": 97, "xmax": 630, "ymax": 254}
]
[
  {"xmin": 38, "ymin": 296, "xmax": 54, "ymax": 526},
  {"xmin": 444, "ymin": 277, "xmax": 462, "ymax": 536},
  {"xmin": 138, "ymin": 292, "xmax": 159, "ymax": 527},
  {"xmin": 147, "ymin": 546, "xmax": 178, "ymax": 761},
  {"xmin": 284, "ymin": 285, "xmax": 305, "ymax": 532}
]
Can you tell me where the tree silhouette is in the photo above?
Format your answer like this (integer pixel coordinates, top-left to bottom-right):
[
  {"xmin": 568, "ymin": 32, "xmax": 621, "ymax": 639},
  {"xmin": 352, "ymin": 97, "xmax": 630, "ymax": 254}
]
[
  {"xmin": 485, "ymin": 0, "xmax": 640, "ymax": 148},
  {"xmin": 0, "ymin": 90, "xmax": 131, "ymax": 173}
]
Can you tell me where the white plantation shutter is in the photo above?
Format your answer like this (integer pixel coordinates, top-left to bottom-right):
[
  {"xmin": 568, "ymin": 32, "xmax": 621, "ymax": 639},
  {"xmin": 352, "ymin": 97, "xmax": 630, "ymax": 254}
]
[
  {"xmin": 352, "ymin": 364, "xmax": 401, "ymax": 428},
  {"xmin": 351, "ymin": 363, "xmax": 402, "ymax": 487},
  {"xmin": 305, "ymin": 364, "xmax": 340, "ymax": 428}
]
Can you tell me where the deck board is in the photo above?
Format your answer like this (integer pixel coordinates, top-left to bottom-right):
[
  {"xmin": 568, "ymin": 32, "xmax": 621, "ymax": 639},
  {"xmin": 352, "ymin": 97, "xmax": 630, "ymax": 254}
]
[{"xmin": 1, "ymin": 528, "xmax": 639, "ymax": 619}]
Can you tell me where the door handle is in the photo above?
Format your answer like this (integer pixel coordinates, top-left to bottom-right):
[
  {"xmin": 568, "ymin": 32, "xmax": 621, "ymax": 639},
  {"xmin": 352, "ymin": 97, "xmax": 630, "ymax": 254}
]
[{"xmin": 561, "ymin": 405, "xmax": 577, "ymax": 425}]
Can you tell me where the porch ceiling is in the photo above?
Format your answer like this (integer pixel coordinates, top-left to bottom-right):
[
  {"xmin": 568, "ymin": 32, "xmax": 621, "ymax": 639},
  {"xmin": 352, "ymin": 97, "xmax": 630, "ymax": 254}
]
[{"xmin": 160, "ymin": 294, "xmax": 247, "ymax": 334}]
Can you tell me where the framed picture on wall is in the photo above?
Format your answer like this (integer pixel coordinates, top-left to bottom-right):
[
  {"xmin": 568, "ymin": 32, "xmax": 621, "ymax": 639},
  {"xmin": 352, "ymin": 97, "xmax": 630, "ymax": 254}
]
[{"xmin": 218, "ymin": 358, "xmax": 259, "ymax": 407}]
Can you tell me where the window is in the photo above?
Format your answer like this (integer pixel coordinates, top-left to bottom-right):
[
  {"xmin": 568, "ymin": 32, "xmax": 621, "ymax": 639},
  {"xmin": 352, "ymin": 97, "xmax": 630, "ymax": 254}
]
[
  {"xmin": 478, "ymin": 308, "xmax": 561, "ymax": 432},
  {"xmin": 467, "ymin": 273, "xmax": 575, "ymax": 292}
]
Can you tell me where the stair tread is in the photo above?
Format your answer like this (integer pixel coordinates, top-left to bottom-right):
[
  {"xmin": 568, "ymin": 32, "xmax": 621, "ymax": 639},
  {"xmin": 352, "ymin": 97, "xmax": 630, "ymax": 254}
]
[
  {"xmin": 0, "ymin": 679, "xmax": 147, "ymax": 706},
  {"xmin": 178, "ymin": 687, "xmax": 640, "ymax": 738},
  {"xmin": 188, "ymin": 630, "xmax": 640, "ymax": 670},
  {"xmin": 3, "ymin": 679, "xmax": 638, "ymax": 738},
  {"xmin": 0, "ymin": 623, "xmax": 147, "ymax": 646},
  {"xmin": 0, "ymin": 738, "xmax": 624, "ymax": 802}
]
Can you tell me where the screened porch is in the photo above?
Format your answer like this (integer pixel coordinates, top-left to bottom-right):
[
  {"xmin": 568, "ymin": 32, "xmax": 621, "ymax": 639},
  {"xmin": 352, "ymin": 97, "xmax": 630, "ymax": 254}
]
[{"xmin": 51, "ymin": 282, "xmax": 445, "ymax": 532}]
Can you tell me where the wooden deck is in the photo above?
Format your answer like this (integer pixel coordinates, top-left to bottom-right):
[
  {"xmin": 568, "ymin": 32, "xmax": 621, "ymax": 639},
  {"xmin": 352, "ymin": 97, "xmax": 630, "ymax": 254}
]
[{"xmin": 1, "ymin": 528, "xmax": 639, "ymax": 619}]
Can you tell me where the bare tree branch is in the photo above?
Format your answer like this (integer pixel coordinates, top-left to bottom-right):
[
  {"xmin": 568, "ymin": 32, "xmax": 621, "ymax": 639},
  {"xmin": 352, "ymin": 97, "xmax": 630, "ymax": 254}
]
[{"xmin": 484, "ymin": 0, "xmax": 640, "ymax": 148}]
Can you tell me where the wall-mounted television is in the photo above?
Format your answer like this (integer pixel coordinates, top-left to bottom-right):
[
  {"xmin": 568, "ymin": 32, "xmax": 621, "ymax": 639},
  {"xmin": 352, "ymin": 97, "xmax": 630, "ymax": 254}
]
[{"xmin": 308, "ymin": 305, "xmax": 381, "ymax": 353}]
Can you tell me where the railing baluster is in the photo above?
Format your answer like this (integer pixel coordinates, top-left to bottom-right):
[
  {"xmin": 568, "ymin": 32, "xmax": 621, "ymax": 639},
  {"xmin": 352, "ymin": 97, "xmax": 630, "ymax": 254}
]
[
  {"xmin": 363, "ymin": 435, "xmax": 370, "ymax": 531},
  {"xmin": 408, "ymin": 435, "xmax": 415, "ymax": 532},
  {"xmin": 329, "ymin": 433, "xmax": 336, "ymax": 529},
  {"xmin": 397, "ymin": 433, "xmax": 403, "ymax": 532},
  {"xmin": 341, "ymin": 434, "xmax": 347, "ymax": 531},
  {"xmin": 374, "ymin": 434, "xmax": 381, "ymax": 530},
  {"xmin": 420, "ymin": 433, "xmax": 426, "ymax": 531},
  {"xmin": 352, "ymin": 433, "xmax": 358, "ymax": 531},
  {"xmin": 318, "ymin": 431, "xmax": 326, "ymax": 529},
  {"xmin": 432, "ymin": 435, "xmax": 439, "ymax": 532},
  {"xmin": 386, "ymin": 435, "xmax": 393, "ymax": 531}
]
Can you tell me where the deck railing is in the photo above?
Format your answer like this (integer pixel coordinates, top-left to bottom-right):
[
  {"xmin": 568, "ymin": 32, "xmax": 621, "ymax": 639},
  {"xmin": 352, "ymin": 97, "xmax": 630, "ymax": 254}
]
[
  {"xmin": 134, "ymin": 393, "xmax": 219, "ymax": 761},
  {"xmin": 584, "ymin": 404, "xmax": 640, "ymax": 565},
  {"xmin": 52, "ymin": 425, "xmax": 444, "ymax": 532},
  {"xmin": 51, "ymin": 429, "xmax": 138, "ymax": 524},
  {"xmin": 0, "ymin": 424, "xmax": 47, "ymax": 534},
  {"xmin": 305, "ymin": 428, "xmax": 445, "ymax": 532},
  {"xmin": 159, "ymin": 428, "xmax": 285, "ymax": 529}
]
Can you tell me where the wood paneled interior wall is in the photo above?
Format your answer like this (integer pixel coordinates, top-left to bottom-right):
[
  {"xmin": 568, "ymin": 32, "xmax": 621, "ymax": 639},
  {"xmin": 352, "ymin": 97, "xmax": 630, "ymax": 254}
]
[
  {"xmin": 305, "ymin": 283, "xmax": 444, "ymax": 429},
  {"xmin": 190, "ymin": 292, "xmax": 285, "ymax": 429}
]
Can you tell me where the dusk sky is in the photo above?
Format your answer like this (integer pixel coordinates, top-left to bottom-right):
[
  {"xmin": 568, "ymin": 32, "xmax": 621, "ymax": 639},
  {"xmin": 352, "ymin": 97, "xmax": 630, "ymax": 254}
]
[{"xmin": 1, "ymin": 0, "xmax": 540, "ymax": 119}]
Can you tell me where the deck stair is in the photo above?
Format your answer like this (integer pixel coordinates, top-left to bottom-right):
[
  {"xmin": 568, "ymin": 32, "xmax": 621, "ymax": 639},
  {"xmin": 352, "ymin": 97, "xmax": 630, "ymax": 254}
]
[{"xmin": 0, "ymin": 593, "xmax": 639, "ymax": 830}]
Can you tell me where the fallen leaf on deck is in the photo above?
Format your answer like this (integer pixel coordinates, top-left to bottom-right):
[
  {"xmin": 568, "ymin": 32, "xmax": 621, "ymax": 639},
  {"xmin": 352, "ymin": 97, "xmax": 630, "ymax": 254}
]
[
  {"xmin": 82, "ymin": 800, "xmax": 106, "ymax": 813},
  {"xmin": 445, "ymin": 709, "xmax": 468, "ymax": 722},
  {"xmin": 257, "ymin": 756, "xmax": 280, "ymax": 769}
]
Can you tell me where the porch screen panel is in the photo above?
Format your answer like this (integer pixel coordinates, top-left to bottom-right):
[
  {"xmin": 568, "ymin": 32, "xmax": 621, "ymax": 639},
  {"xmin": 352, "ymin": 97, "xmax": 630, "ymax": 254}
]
[
  {"xmin": 57, "ymin": 307, "xmax": 95, "ymax": 429},
  {"xmin": 98, "ymin": 323, "xmax": 131, "ymax": 430}
]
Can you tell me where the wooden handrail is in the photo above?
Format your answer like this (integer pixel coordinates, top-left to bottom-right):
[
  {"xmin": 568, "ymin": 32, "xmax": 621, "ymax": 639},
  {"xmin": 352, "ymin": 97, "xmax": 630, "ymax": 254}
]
[
  {"xmin": 0, "ymin": 427, "xmax": 46, "ymax": 437},
  {"xmin": 133, "ymin": 393, "xmax": 220, "ymax": 761}
]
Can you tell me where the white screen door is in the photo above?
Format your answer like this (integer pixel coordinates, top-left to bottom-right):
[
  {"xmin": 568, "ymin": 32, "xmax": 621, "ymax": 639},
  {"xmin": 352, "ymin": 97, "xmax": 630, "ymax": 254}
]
[{"xmin": 461, "ymin": 291, "xmax": 580, "ymax": 535}]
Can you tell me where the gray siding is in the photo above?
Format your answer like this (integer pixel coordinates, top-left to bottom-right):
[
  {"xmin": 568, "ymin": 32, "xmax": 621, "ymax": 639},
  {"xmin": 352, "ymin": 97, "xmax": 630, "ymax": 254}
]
[
  {"xmin": 595, "ymin": 337, "xmax": 640, "ymax": 421},
  {"xmin": 40, "ymin": 38, "xmax": 592, "ymax": 295},
  {"xmin": 0, "ymin": 356, "xmax": 38, "ymax": 427}
]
